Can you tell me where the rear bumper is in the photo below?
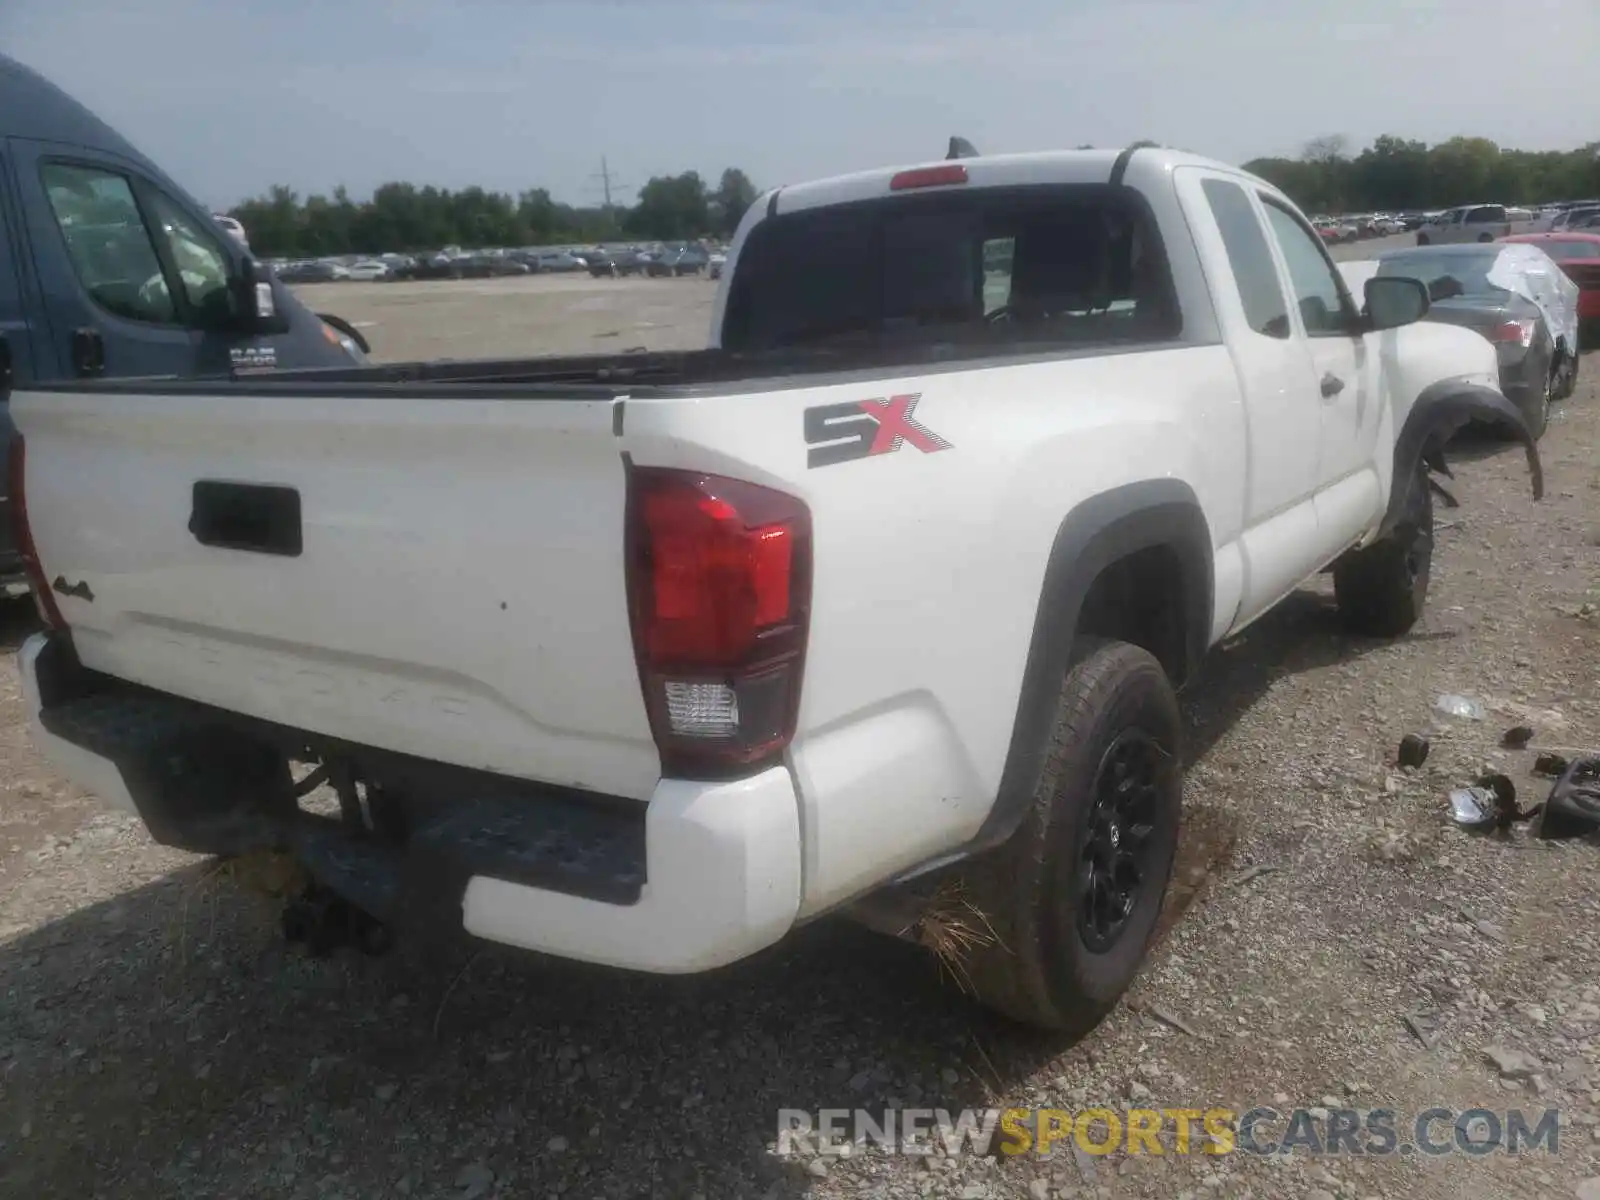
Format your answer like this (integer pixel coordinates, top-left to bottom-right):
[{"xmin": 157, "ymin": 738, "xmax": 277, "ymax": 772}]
[{"xmin": 19, "ymin": 632, "xmax": 802, "ymax": 973}]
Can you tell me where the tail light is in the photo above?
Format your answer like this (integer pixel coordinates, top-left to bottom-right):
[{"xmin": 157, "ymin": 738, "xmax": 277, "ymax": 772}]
[
  {"xmin": 7, "ymin": 436, "xmax": 66, "ymax": 630},
  {"xmin": 1487, "ymin": 319, "xmax": 1536, "ymax": 348},
  {"xmin": 890, "ymin": 164, "xmax": 969, "ymax": 191},
  {"xmin": 626, "ymin": 465, "xmax": 811, "ymax": 777}
]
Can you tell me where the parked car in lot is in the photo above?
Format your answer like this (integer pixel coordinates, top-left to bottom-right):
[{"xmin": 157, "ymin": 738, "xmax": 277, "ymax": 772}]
[
  {"xmin": 1416, "ymin": 204, "xmax": 1512, "ymax": 245},
  {"xmin": 536, "ymin": 251, "xmax": 584, "ymax": 273},
  {"xmin": 1362, "ymin": 242, "xmax": 1579, "ymax": 435},
  {"xmin": 344, "ymin": 260, "xmax": 391, "ymax": 281},
  {"xmin": 273, "ymin": 260, "xmax": 345, "ymax": 283},
  {"xmin": 8, "ymin": 141, "xmax": 1542, "ymax": 1032},
  {"xmin": 1544, "ymin": 203, "xmax": 1600, "ymax": 233},
  {"xmin": 213, "ymin": 214, "xmax": 248, "ymax": 248},
  {"xmin": 586, "ymin": 249, "xmax": 648, "ymax": 278},
  {"xmin": 645, "ymin": 245, "xmax": 710, "ymax": 276},
  {"xmin": 1501, "ymin": 231, "xmax": 1600, "ymax": 341}
]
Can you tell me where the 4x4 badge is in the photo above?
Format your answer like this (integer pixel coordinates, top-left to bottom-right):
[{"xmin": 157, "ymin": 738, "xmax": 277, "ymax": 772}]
[{"xmin": 803, "ymin": 393, "xmax": 952, "ymax": 469}]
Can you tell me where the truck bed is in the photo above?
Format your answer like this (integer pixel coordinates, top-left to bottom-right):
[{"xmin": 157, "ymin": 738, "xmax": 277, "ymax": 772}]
[{"xmin": 19, "ymin": 330, "xmax": 1186, "ymax": 401}]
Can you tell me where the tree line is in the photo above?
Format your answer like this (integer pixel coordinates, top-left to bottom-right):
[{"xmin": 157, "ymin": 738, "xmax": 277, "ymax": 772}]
[
  {"xmin": 228, "ymin": 167, "xmax": 760, "ymax": 259},
  {"xmin": 228, "ymin": 135, "xmax": 1600, "ymax": 259},
  {"xmin": 1243, "ymin": 134, "xmax": 1600, "ymax": 215}
]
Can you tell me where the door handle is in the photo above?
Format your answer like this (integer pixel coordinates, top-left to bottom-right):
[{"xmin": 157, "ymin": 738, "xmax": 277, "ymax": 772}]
[
  {"xmin": 71, "ymin": 327, "xmax": 105, "ymax": 377},
  {"xmin": 1320, "ymin": 371, "xmax": 1345, "ymax": 398}
]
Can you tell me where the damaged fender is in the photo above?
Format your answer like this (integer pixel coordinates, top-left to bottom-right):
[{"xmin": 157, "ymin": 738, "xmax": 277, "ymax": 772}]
[{"xmin": 1379, "ymin": 379, "xmax": 1543, "ymax": 538}]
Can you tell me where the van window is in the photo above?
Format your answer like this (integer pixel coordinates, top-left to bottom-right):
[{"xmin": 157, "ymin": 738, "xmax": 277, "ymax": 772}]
[
  {"xmin": 40, "ymin": 162, "xmax": 177, "ymax": 324},
  {"xmin": 144, "ymin": 189, "xmax": 233, "ymax": 322},
  {"xmin": 1466, "ymin": 205, "xmax": 1506, "ymax": 224}
]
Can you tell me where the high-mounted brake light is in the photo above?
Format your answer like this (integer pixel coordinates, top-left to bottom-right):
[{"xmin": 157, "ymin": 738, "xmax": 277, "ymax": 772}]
[
  {"xmin": 7, "ymin": 436, "xmax": 66, "ymax": 630},
  {"xmin": 626, "ymin": 465, "xmax": 812, "ymax": 777},
  {"xmin": 1487, "ymin": 319, "xmax": 1536, "ymax": 348},
  {"xmin": 890, "ymin": 164, "xmax": 969, "ymax": 191}
]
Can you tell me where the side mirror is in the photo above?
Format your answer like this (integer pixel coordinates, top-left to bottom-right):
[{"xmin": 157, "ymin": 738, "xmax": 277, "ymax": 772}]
[
  {"xmin": 230, "ymin": 258, "xmax": 290, "ymax": 335},
  {"xmin": 1364, "ymin": 276, "xmax": 1429, "ymax": 331}
]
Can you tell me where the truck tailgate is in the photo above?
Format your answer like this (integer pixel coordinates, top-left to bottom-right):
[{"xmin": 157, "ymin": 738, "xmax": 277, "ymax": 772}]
[{"xmin": 12, "ymin": 387, "xmax": 660, "ymax": 800}]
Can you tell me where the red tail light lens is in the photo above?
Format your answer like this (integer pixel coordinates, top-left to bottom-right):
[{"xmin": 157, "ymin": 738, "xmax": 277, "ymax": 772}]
[
  {"xmin": 626, "ymin": 465, "xmax": 811, "ymax": 777},
  {"xmin": 889, "ymin": 164, "xmax": 969, "ymax": 191},
  {"xmin": 7, "ymin": 436, "xmax": 65, "ymax": 630},
  {"xmin": 1487, "ymin": 319, "xmax": 1536, "ymax": 347}
]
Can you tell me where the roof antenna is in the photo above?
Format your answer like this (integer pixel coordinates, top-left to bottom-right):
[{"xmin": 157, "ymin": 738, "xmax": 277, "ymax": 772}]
[{"xmin": 946, "ymin": 136, "xmax": 980, "ymax": 160}]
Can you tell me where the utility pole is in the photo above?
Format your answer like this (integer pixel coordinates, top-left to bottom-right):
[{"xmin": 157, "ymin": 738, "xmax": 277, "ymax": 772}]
[{"xmin": 589, "ymin": 157, "xmax": 633, "ymax": 215}]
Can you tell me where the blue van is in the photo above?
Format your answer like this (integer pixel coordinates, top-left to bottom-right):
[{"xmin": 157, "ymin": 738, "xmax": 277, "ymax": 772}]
[{"xmin": 0, "ymin": 54, "xmax": 369, "ymax": 585}]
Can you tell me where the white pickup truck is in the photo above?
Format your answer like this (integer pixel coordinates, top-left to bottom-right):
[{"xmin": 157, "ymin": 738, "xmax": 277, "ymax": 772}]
[{"xmin": 9, "ymin": 144, "xmax": 1542, "ymax": 1032}]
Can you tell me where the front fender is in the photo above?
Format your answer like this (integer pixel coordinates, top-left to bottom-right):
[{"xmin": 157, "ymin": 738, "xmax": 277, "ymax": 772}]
[{"xmin": 1380, "ymin": 379, "xmax": 1543, "ymax": 537}]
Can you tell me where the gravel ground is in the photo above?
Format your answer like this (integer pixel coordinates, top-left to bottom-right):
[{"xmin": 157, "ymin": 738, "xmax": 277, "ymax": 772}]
[{"xmin": 2, "ymin": 252, "xmax": 1598, "ymax": 1199}]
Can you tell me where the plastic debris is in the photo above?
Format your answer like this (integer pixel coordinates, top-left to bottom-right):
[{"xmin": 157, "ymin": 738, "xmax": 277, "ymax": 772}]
[
  {"xmin": 1501, "ymin": 725, "xmax": 1535, "ymax": 750},
  {"xmin": 1536, "ymin": 756, "xmax": 1600, "ymax": 840},
  {"xmin": 1397, "ymin": 733, "xmax": 1431, "ymax": 768},
  {"xmin": 1533, "ymin": 752, "xmax": 1570, "ymax": 778},
  {"xmin": 1450, "ymin": 787, "xmax": 1496, "ymax": 829},
  {"xmin": 1434, "ymin": 694, "xmax": 1485, "ymax": 721},
  {"xmin": 1449, "ymin": 774, "xmax": 1537, "ymax": 832}
]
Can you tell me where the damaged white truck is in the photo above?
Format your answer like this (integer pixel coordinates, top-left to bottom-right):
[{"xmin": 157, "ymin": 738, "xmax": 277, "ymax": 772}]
[{"xmin": 9, "ymin": 143, "xmax": 1542, "ymax": 1032}]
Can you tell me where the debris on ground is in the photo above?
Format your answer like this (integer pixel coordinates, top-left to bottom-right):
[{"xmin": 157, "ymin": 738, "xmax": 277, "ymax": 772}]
[
  {"xmin": 1448, "ymin": 773, "xmax": 1542, "ymax": 833},
  {"xmin": 1404, "ymin": 1012, "xmax": 1443, "ymax": 1049},
  {"xmin": 1534, "ymin": 752, "xmax": 1572, "ymax": 777},
  {"xmin": 1397, "ymin": 732, "xmax": 1431, "ymax": 767},
  {"xmin": 1500, "ymin": 724, "xmax": 1535, "ymax": 749},
  {"xmin": 1536, "ymin": 756, "xmax": 1600, "ymax": 840},
  {"xmin": 1434, "ymin": 693, "xmax": 1486, "ymax": 720}
]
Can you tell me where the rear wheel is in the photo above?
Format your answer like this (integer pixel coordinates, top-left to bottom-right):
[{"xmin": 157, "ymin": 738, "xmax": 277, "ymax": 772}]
[
  {"xmin": 1333, "ymin": 460, "xmax": 1434, "ymax": 637},
  {"xmin": 953, "ymin": 638, "xmax": 1183, "ymax": 1033}
]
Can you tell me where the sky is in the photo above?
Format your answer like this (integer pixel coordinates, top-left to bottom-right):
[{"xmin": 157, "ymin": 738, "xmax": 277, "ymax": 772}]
[{"xmin": 4, "ymin": 0, "xmax": 1597, "ymax": 210}]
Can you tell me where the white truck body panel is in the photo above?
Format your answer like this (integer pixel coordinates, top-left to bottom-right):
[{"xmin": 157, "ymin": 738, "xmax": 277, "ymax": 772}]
[
  {"xmin": 10, "ymin": 144, "xmax": 1534, "ymax": 972},
  {"xmin": 18, "ymin": 390, "xmax": 660, "ymax": 800}
]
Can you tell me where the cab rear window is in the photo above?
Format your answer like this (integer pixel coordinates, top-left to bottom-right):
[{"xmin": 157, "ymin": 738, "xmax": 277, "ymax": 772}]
[{"xmin": 720, "ymin": 185, "xmax": 1181, "ymax": 355}]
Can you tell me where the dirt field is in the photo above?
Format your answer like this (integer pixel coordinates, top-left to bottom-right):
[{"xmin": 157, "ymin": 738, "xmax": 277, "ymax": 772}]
[
  {"xmin": 296, "ymin": 273, "xmax": 720, "ymax": 363},
  {"xmin": 2, "ymin": 252, "xmax": 1598, "ymax": 1200}
]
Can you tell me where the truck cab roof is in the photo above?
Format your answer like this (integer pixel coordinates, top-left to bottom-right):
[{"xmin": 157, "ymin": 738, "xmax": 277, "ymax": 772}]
[
  {"xmin": 770, "ymin": 146, "xmax": 1247, "ymax": 216},
  {"xmin": 0, "ymin": 54, "xmax": 153, "ymax": 165}
]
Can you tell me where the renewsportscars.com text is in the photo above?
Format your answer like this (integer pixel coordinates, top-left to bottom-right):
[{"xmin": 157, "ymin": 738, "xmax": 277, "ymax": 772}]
[{"xmin": 775, "ymin": 1106, "xmax": 1560, "ymax": 1158}]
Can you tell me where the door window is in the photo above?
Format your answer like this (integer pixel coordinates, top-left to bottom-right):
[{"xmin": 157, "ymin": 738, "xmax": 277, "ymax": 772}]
[
  {"xmin": 1261, "ymin": 199, "xmax": 1356, "ymax": 337},
  {"xmin": 144, "ymin": 190, "xmax": 234, "ymax": 323},
  {"xmin": 1201, "ymin": 179, "xmax": 1291, "ymax": 339},
  {"xmin": 39, "ymin": 162, "xmax": 177, "ymax": 324}
]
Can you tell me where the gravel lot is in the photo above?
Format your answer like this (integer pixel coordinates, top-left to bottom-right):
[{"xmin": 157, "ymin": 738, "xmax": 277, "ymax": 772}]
[{"xmin": 2, "ymin": 234, "xmax": 1598, "ymax": 1199}]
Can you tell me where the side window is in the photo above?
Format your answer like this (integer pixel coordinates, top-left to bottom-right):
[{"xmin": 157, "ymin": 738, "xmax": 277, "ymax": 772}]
[
  {"xmin": 40, "ymin": 162, "xmax": 176, "ymax": 324},
  {"xmin": 144, "ymin": 190, "xmax": 233, "ymax": 322},
  {"xmin": 1261, "ymin": 200, "xmax": 1355, "ymax": 337},
  {"xmin": 1201, "ymin": 178, "xmax": 1291, "ymax": 339},
  {"xmin": 982, "ymin": 237, "xmax": 1014, "ymax": 315},
  {"xmin": 1466, "ymin": 205, "xmax": 1505, "ymax": 224}
]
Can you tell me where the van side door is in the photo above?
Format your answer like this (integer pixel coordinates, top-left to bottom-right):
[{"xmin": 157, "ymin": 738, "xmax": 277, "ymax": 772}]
[{"xmin": 8, "ymin": 138, "xmax": 200, "ymax": 379}]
